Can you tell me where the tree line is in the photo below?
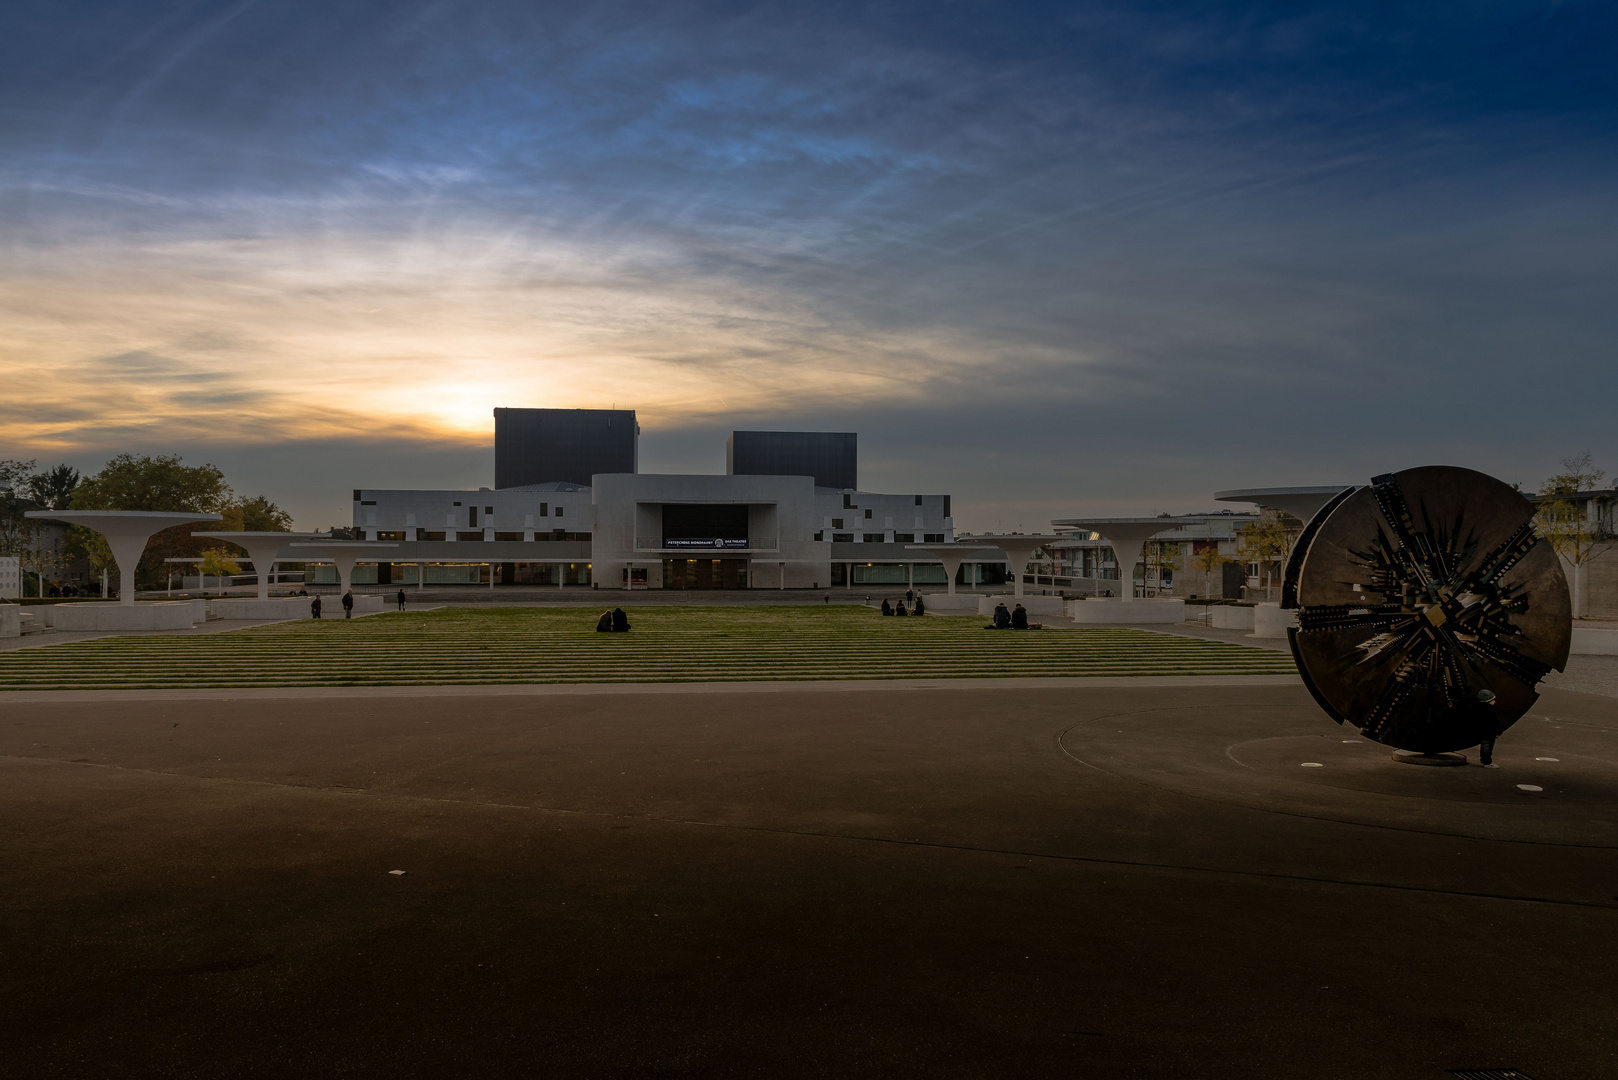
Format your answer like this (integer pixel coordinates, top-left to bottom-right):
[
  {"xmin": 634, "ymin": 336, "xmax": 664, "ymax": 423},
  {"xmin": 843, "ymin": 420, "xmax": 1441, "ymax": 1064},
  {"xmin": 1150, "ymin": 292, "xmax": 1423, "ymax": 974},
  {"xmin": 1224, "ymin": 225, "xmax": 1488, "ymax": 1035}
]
[{"xmin": 0, "ymin": 454, "xmax": 293, "ymax": 595}]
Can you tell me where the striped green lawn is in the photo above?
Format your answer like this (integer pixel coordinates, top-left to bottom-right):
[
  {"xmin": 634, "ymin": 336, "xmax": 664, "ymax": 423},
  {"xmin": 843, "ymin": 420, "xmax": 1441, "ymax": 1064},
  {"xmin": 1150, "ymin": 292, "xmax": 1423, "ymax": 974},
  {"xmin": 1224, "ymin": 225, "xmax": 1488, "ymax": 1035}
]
[{"xmin": 0, "ymin": 605, "xmax": 1297, "ymax": 689}]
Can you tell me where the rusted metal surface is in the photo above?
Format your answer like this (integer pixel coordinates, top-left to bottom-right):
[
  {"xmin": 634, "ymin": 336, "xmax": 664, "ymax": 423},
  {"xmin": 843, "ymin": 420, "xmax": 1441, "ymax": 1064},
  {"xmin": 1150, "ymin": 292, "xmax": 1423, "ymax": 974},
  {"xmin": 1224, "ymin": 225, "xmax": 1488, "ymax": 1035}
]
[{"xmin": 1285, "ymin": 466, "xmax": 1571, "ymax": 754}]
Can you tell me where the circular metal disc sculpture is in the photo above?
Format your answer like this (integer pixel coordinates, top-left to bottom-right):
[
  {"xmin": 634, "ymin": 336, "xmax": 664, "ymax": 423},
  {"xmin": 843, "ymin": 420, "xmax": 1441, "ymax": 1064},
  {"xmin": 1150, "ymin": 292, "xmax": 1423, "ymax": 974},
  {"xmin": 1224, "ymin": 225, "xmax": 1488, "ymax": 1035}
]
[{"xmin": 1284, "ymin": 466, "xmax": 1571, "ymax": 755}]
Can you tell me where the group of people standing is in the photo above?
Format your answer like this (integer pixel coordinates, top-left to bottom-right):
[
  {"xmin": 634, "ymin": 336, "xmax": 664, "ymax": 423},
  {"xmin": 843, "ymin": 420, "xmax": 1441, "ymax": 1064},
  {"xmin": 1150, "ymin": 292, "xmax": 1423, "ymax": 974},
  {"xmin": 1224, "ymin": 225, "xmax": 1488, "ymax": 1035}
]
[{"xmin": 879, "ymin": 589, "xmax": 925, "ymax": 617}]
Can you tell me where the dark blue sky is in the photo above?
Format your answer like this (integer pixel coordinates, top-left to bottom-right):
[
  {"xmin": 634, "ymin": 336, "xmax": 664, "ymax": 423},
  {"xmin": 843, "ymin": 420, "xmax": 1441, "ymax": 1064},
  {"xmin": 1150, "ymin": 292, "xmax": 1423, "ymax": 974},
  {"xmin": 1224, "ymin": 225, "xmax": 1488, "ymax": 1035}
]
[{"xmin": 2, "ymin": 1, "xmax": 1614, "ymax": 528}]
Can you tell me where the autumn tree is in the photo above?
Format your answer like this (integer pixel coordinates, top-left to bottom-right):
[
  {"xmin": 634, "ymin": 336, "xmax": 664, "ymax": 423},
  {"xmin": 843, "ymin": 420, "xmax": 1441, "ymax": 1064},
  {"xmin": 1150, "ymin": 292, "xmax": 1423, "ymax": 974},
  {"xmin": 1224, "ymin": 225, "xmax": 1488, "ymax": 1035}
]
[
  {"xmin": 0, "ymin": 459, "xmax": 40, "ymax": 560},
  {"xmin": 1192, "ymin": 542, "xmax": 1225, "ymax": 599},
  {"xmin": 1534, "ymin": 452, "xmax": 1613, "ymax": 620},
  {"xmin": 1237, "ymin": 510, "xmax": 1298, "ymax": 602},
  {"xmin": 66, "ymin": 455, "xmax": 223, "ymax": 587},
  {"xmin": 198, "ymin": 548, "xmax": 242, "ymax": 595}
]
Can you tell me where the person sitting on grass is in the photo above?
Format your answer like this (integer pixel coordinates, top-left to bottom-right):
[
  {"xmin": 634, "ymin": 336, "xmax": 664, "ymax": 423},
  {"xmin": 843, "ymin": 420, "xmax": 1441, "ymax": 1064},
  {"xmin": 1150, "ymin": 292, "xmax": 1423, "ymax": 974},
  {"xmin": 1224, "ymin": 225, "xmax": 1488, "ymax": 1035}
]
[
  {"xmin": 596, "ymin": 609, "xmax": 613, "ymax": 632},
  {"xmin": 895, "ymin": 600, "xmax": 908, "ymax": 616},
  {"xmin": 987, "ymin": 601, "xmax": 1011, "ymax": 630},
  {"xmin": 880, "ymin": 598, "xmax": 892, "ymax": 616},
  {"xmin": 1011, "ymin": 603, "xmax": 1029, "ymax": 630},
  {"xmin": 611, "ymin": 607, "xmax": 631, "ymax": 633}
]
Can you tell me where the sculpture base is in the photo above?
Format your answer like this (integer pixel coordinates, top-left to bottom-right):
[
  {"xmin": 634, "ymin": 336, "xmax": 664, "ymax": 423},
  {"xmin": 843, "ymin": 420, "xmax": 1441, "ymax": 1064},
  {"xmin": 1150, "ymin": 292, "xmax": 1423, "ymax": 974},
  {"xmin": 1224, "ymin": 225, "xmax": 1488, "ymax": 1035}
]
[{"xmin": 1391, "ymin": 750, "xmax": 1468, "ymax": 767}]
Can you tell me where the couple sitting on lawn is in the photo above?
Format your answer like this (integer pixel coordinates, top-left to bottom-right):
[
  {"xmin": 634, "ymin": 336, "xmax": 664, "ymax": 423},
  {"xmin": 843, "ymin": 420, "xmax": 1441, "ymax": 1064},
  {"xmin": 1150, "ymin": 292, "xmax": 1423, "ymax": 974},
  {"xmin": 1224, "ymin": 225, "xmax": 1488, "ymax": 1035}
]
[{"xmin": 987, "ymin": 602, "xmax": 1028, "ymax": 630}]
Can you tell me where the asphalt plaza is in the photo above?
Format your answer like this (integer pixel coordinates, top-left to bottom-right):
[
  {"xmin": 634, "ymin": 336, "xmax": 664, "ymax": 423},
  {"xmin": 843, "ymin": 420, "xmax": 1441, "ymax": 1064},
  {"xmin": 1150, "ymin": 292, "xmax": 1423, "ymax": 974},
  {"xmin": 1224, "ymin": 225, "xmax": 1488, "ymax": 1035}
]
[{"xmin": 3, "ymin": 671, "xmax": 1615, "ymax": 1079}]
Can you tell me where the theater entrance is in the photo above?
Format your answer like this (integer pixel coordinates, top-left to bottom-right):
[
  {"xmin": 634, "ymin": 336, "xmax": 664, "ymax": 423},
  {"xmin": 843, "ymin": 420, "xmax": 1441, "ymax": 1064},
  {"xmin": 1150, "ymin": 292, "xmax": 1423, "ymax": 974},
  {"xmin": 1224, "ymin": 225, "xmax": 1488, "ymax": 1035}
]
[{"xmin": 663, "ymin": 558, "xmax": 749, "ymax": 589}]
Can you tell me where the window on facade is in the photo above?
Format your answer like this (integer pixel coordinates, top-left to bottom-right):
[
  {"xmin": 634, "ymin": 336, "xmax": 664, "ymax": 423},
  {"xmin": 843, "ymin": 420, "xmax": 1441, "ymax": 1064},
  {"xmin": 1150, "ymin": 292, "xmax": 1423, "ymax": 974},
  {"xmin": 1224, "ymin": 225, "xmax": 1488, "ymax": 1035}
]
[
  {"xmin": 924, "ymin": 533, "xmax": 944, "ymax": 543},
  {"xmin": 843, "ymin": 494, "xmax": 854, "ymax": 509},
  {"xmin": 893, "ymin": 533, "xmax": 915, "ymax": 543},
  {"xmin": 376, "ymin": 531, "xmax": 406, "ymax": 541},
  {"xmin": 539, "ymin": 503, "xmax": 548, "ymax": 515},
  {"xmin": 469, "ymin": 507, "xmax": 478, "ymax": 527},
  {"xmin": 914, "ymin": 495, "xmax": 922, "ymax": 505},
  {"xmin": 421, "ymin": 531, "xmax": 446, "ymax": 541},
  {"xmin": 555, "ymin": 506, "xmax": 564, "ymax": 516},
  {"xmin": 863, "ymin": 533, "xmax": 884, "ymax": 543},
  {"xmin": 456, "ymin": 531, "xmax": 485, "ymax": 542},
  {"xmin": 494, "ymin": 532, "xmax": 524, "ymax": 542},
  {"xmin": 814, "ymin": 531, "xmax": 824, "ymax": 541},
  {"xmin": 833, "ymin": 533, "xmax": 853, "ymax": 543},
  {"xmin": 453, "ymin": 501, "xmax": 461, "ymax": 507},
  {"xmin": 864, "ymin": 509, "xmax": 872, "ymax": 518},
  {"xmin": 484, "ymin": 506, "xmax": 493, "ymax": 514},
  {"xmin": 360, "ymin": 500, "xmax": 376, "ymax": 506},
  {"xmin": 831, "ymin": 518, "xmax": 843, "ymax": 529}
]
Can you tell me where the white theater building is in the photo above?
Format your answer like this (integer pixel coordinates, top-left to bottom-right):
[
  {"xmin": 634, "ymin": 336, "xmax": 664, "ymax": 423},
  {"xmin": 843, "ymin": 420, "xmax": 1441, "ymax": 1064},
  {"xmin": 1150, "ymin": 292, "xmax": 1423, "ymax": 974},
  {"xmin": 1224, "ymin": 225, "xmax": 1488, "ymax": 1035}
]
[{"xmin": 342, "ymin": 474, "xmax": 957, "ymax": 591}]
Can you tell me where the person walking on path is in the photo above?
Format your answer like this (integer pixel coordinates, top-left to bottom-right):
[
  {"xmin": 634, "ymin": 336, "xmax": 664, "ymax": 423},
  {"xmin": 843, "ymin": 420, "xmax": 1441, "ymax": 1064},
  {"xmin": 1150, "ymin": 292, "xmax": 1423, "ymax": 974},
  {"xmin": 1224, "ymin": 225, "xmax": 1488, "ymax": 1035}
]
[
  {"xmin": 341, "ymin": 590, "xmax": 355, "ymax": 619},
  {"xmin": 823, "ymin": 593, "xmax": 830, "ymax": 604},
  {"xmin": 311, "ymin": 595, "xmax": 322, "ymax": 619},
  {"xmin": 396, "ymin": 589, "xmax": 407, "ymax": 611}
]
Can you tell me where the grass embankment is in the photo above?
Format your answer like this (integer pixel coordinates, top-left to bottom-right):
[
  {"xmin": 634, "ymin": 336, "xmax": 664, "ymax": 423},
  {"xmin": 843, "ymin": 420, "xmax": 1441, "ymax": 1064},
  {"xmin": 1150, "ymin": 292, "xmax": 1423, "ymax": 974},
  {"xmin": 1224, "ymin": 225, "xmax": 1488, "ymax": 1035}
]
[{"xmin": 0, "ymin": 605, "xmax": 1298, "ymax": 689}]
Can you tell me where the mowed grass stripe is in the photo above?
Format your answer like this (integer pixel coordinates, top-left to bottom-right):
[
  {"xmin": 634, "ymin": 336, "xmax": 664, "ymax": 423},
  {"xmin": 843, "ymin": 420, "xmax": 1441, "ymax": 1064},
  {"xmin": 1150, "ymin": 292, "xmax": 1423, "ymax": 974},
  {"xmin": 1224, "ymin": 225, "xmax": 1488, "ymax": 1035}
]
[{"xmin": 0, "ymin": 606, "xmax": 1296, "ymax": 689}]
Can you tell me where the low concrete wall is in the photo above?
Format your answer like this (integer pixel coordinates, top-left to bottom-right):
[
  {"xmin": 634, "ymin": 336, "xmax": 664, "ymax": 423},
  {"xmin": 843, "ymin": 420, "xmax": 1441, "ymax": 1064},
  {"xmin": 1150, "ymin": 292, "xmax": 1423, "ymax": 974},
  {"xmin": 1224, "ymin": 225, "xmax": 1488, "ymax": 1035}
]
[
  {"xmin": 1211, "ymin": 605, "xmax": 1255, "ymax": 630},
  {"xmin": 208, "ymin": 597, "xmax": 316, "ymax": 620},
  {"xmin": 0, "ymin": 605, "xmax": 18, "ymax": 639},
  {"xmin": 1253, "ymin": 603, "xmax": 1298, "ymax": 639},
  {"xmin": 1066, "ymin": 598, "xmax": 1186, "ymax": 624},
  {"xmin": 920, "ymin": 592, "xmax": 985, "ymax": 613},
  {"xmin": 1571, "ymin": 627, "xmax": 1618, "ymax": 656},
  {"xmin": 977, "ymin": 595, "xmax": 1066, "ymax": 617},
  {"xmin": 49, "ymin": 602, "xmax": 202, "ymax": 633}
]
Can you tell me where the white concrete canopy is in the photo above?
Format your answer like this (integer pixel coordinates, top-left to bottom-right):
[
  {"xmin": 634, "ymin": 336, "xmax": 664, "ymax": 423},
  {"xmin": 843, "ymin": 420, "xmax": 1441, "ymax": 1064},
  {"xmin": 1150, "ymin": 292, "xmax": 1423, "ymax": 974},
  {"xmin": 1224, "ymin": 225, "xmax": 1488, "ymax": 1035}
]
[
  {"xmin": 192, "ymin": 531, "xmax": 327, "ymax": 600},
  {"xmin": 1047, "ymin": 517, "xmax": 1209, "ymax": 602},
  {"xmin": 1213, "ymin": 486, "xmax": 1352, "ymax": 525},
  {"xmin": 288, "ymin": 540, "xmax": 399, "ymax": 595},
  {"xmin": 958, "ymin": 535, "xmax": 1063, "ymax": 598},
  {"xmin": 27, "ymin": 510, "xmax": 223, "ymax": 605},
  {"xmin": 902, "ymin": 543, "xmax": 1000, "ymax": 595}
]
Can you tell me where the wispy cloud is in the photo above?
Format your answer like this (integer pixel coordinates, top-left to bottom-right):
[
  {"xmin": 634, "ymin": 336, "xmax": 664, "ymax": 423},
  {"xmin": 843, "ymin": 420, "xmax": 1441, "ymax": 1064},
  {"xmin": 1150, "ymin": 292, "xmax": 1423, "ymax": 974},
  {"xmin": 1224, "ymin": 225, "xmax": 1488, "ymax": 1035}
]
[{"xmin": 2, "ymin": 1, "xmax": 1615, "ymax": 528}]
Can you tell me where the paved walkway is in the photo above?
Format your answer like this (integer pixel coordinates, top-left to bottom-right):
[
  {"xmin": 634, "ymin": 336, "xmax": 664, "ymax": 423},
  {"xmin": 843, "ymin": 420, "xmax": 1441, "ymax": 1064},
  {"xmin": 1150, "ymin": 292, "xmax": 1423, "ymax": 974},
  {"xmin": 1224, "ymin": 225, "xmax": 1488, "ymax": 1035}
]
[{"xmin": 2, "ymin": 681, "xmax": 1612, "ymax": 1078}]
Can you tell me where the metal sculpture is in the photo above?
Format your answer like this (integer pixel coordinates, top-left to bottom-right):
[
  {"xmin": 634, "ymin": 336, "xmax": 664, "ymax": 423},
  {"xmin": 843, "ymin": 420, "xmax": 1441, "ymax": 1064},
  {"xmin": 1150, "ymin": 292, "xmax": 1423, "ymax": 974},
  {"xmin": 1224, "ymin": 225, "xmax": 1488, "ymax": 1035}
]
[{"xmin": 1284, "ymin": 466, "xmax": 1571, "ymax": 756}]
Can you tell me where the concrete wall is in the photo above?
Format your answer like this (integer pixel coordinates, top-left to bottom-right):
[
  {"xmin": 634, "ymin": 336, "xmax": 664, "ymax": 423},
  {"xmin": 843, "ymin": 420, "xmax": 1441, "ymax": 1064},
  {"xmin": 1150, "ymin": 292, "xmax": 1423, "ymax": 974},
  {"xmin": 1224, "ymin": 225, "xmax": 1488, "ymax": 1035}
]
[
  {"xmin": 1252, "ymin": 603, "xmax": 1298, "ymax": 639},
  {"xmin": 1211, "ymin": 605, "xmax": 1256, "ymax": 630},
  {"xmin": 1066, "ymin": 598, "xmax": 1186, "ymax": 624},
  {"xmin": 49, "ymin": 601, "xmax": 202, "ymax": 632},
  {"xmin": 0, "ymin": 556, "xmax": 18, "ymax": 600},
  {"xmin": 977, "ymin": 595, "xmax": 1065, "ymax": 616},
  {"xmin": 1564, "ymin": 546, "xmax": 1618, "ymax": 619},
  {"xmin": 0, "ymin": 604, "xmax": 18, "ymax": 638},
  {"xmin": 1571, "ymin": 627, "xmax": 1618, "ymax": 655}
]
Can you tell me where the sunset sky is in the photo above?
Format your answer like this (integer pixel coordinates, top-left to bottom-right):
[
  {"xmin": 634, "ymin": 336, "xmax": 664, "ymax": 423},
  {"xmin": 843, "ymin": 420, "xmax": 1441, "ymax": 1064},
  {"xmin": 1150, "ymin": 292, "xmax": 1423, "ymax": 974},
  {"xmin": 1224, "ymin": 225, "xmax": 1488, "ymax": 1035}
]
[{"xmin": 4, "ymin": 1, "xmax": 1615, "ymax": 530}]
